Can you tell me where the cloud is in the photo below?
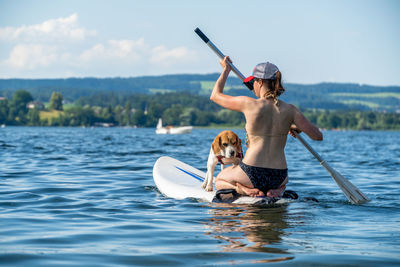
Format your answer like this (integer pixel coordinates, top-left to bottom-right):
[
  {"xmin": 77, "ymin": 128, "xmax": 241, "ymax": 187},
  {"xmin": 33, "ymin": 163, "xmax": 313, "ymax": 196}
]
[
  {"xmin": 0, "ymin": 13, "xmax": 199, "ymax": 77},
  {"xmin": 6, "ymin": 44, "xmax": 60, "ymax": 69},
  {"xmin": 79, "ymin": 39, "xmax": 146, "ymax": 63},
  {"xmin": 74, "ymin": 39, "xmax": 198, "ymax": 76},
  {"xmin": 1, "ymin": 38, "xmax": 197, "ymax": 75},
  {"xmin": 0, "ymin": 13, "xmax": 95, "ymax": 43},
  {"xmin": 150, "ymin": 45, "xmax": 194, "ymax": 66},
  {"xmin": 80, "ymin": 39, "xmax": 195, "ymax": 66}
]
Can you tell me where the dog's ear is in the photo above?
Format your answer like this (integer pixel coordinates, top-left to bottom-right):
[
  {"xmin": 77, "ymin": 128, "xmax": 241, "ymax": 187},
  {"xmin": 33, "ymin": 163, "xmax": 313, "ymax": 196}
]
[
  {"xmin": 212, "ymin": 136, "xmax": 221, "ymax": 154},
  {"xmin": 238, "ymin": 138, "xmax": 242, "ymax": 152}
]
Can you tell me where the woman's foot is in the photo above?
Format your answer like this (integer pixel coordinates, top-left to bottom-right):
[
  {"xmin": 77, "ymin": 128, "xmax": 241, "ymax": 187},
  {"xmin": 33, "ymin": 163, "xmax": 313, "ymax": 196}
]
[
  {"xmin": 266, "ymin": 185, "xmax": 286, "ymax": 198},
  {"xmin": 236, "ymin": 183, "xmax": 265, "ymax": 197}
]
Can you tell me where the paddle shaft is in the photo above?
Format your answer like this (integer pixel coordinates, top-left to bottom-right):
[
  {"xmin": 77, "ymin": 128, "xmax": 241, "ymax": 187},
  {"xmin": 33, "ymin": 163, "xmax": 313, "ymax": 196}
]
[
  {"xmin": 295, "ymin": 133, "xmax": 324, "ymax": 163},
  {"xmin": 194, "ymin": 28, "xmax": 253, "ymax": 90}
]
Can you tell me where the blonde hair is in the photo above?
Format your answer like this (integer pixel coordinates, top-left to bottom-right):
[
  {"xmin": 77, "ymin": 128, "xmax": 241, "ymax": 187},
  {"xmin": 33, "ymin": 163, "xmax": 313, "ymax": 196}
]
[{"xmin": 261, "ymin": 71, "xmax": 285, "ymax": 105}]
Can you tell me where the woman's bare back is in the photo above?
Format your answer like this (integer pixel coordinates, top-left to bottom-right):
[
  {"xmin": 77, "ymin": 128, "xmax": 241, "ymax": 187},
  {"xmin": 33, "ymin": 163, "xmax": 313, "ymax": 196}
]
[{"xmin": 242, "ymin": 99, "xmax": 295, "ymax": 169}]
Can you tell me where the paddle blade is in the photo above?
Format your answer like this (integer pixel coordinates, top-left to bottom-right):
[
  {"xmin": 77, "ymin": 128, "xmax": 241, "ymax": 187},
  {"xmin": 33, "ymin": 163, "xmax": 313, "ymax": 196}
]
[
  {"xmin": 332, "ymin": 170, "xmax": 369, "ymax": 204},
  {"xmin": 321, "ymin": 161, "xmax": 370, "ymax": 204}
]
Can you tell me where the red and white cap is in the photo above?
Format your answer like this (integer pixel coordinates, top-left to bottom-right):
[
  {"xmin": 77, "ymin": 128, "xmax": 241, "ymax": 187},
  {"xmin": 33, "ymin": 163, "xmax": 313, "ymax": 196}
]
[{"xmin": 244, "ymin": 62, "xmax": 279, "ymax": 83}]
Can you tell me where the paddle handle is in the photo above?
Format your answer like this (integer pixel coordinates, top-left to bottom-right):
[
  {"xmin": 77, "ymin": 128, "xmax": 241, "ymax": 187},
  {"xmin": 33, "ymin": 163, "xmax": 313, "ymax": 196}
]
[{"xmin": 194, "ymin": 28, "xmax": 253, "ymax": 90}]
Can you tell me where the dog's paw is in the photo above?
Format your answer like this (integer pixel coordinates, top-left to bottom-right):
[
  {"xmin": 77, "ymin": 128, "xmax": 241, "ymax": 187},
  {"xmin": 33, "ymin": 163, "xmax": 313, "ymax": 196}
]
[
  {"xmin": 201, "ymin": 179, "xmax": 213, "ymax": 191},
  {"xmin": 205, "ymin": 185, "xmax": 214, "ymax": 192}
]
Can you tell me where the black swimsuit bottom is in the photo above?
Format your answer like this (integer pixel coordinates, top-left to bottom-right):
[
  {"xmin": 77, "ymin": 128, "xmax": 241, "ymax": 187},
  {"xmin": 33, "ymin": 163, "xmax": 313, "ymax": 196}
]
[{"xmin": 239, "ymin": 162, "xmax": 288, "ymax": 194}]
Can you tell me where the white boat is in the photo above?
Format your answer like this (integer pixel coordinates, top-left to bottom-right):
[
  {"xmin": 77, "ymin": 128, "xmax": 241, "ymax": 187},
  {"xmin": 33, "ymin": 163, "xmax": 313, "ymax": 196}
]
[{"xmin": 156, "ymin": 118, "xmax": 193, "ymax": 134}]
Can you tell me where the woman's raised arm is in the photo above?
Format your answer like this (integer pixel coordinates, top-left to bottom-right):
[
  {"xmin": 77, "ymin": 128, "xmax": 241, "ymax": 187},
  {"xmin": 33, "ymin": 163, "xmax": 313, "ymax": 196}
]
[{"xmin": 210, "ymin": 56, "xmax": 254, "ymax": 112}]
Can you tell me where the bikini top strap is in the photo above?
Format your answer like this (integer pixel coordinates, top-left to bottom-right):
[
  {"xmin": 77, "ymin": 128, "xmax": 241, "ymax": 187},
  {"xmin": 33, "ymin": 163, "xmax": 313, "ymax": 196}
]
[{"xmin": 246, "ymin": 131, "xmax": 288, "ymax": 137}]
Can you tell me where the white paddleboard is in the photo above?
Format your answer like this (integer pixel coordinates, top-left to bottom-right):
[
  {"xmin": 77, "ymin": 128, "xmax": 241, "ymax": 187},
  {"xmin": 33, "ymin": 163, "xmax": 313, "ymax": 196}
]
[{"xmin": 153, "ymin": 156, "xmax": 295, "ymax": 204}]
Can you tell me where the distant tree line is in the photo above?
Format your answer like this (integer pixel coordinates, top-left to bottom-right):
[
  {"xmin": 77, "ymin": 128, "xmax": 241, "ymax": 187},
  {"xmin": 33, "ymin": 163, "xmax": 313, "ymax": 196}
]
[
  {"xmin": 1, "ymin": 75, "xmax": 399, "ymax": 111},
  {"xmin": 303, "ymin": 110, "xmax": 400, "ymax": 130},
  {"xmin": 0, "ymin": 90, "xmax": 399, "ymax": 130}
]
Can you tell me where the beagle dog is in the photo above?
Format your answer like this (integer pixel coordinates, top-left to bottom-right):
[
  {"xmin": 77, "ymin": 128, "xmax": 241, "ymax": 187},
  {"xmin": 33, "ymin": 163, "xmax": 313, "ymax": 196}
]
[{"xmin": 202, "ymin": 130, "xmax": 243, "ymax": 191}]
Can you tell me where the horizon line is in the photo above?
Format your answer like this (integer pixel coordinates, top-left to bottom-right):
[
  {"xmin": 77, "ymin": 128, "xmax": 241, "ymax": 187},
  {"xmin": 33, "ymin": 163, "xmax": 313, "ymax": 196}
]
[{"xmin": 0, "ymin": 73, "xmax": 399, "ymax": 88}]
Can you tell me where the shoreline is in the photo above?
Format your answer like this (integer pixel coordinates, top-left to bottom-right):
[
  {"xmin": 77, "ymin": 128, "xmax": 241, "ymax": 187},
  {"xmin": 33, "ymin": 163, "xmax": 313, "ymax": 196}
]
[{"xmin": 1, "ymin": 125, "xmax": 399, "ymax": 131}]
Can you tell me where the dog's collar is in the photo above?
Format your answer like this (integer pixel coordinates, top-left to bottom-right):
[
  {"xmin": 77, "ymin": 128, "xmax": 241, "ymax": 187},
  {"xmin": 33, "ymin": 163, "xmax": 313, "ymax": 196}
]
[
  {"xmin": 217, "ymin": 152, "xmax": 243, "ymax": 165},
  {"xmin": 216, "ymin": 155, "xmax": 225, "ymax": 165}
]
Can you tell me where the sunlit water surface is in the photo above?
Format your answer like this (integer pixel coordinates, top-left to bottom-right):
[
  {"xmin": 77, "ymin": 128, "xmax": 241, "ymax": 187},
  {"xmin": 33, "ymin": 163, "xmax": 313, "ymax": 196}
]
[{"xmin": 0, "ymin": 127, "xmax": 399, "ymax": 266}]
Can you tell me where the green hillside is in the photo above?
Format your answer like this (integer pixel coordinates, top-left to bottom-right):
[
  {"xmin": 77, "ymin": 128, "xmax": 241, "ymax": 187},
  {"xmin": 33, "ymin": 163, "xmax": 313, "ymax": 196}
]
[{"xmin": 0, "ymin": 74, "xmax": 399, "ymax": 111}]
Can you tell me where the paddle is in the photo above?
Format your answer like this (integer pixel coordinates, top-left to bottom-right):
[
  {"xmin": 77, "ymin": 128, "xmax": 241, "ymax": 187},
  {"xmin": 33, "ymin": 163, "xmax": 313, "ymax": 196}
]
[
  {"xmin": 294, "ymin": 132, "xmax": 369, "ymax": 204},
  {"xmin": 194, "ymin": 27, "xmax": 370, "ymax": 204}
]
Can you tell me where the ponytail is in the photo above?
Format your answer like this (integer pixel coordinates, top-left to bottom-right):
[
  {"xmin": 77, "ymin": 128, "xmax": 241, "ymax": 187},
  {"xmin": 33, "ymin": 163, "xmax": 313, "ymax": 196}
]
[{"xmin": 262, "ymin": 70, "xmax": 285, "ymax": 105}]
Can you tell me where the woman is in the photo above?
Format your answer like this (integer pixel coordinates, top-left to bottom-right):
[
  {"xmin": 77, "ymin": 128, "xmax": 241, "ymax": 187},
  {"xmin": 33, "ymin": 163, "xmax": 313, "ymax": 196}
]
[{"xmin": 212, "ymin": 56, "xmax": 323, "ymax": 198}]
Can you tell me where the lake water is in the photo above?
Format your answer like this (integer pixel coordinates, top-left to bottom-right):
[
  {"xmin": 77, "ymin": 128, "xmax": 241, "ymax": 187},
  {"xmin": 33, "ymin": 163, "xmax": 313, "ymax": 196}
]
[{"xmin": 0, "ymin": 127, "xmax": 399, "ymax": 266}]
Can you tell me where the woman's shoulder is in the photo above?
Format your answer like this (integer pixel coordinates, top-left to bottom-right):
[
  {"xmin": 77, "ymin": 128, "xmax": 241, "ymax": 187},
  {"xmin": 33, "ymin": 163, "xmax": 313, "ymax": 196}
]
[
  {"xmin": 277, "ymin": 100, "xmax": 298, "ymax": 117},
  {"xmin": 238, "ymin": 95, "xmax": 260, "ymax": 106},
  {"xmin": 279, "ymin": 100, "xmax": 297, "ymax": 110}
]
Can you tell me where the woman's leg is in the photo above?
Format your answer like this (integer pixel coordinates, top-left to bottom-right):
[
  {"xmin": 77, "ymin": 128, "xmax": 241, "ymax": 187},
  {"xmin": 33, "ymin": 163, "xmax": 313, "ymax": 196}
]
[{"xmin": 215, "ymin": 165, "xmax": 264, "ymax": 197}]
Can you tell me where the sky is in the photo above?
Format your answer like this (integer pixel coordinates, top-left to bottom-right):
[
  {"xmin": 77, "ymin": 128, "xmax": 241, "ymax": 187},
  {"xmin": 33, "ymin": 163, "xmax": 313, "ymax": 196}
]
[{"xmin": 0, "ymin": 0, "xmax": 399, "ymax": 86}]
